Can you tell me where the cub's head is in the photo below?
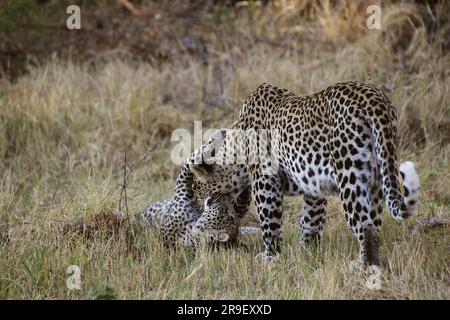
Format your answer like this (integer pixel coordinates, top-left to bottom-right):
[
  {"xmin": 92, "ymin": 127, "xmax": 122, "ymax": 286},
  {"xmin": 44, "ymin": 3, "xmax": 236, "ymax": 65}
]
[{"xmin": 192, "ymin": 186, "xmax": 251, "ymax": 243}]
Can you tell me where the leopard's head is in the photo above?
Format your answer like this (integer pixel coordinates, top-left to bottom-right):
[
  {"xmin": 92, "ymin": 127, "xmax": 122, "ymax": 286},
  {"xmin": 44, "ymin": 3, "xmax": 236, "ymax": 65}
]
[{"xmin": 187, "ymin": 129, "xmax": 250, "ymax": 206}]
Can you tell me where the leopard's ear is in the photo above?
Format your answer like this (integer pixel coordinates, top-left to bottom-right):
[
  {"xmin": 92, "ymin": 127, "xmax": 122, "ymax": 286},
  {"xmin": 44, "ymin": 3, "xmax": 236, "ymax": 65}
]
[
  {"xmin": 187, "ymin": 148, "xmax": 211, "ymax": 179},
  {"xmin": 188, "ymin": 128, "xmax": 229, "ymax": 178}
]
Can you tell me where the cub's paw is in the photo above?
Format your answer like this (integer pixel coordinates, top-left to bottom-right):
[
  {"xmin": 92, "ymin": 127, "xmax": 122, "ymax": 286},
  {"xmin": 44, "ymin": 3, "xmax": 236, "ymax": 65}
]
[
  {"xmin": 349, "ymin": 259, "xmax": 363, "ymax": 273},
  {"xmin": 254, "ymin": 251, "xmax": 278, "ymax": 263}
]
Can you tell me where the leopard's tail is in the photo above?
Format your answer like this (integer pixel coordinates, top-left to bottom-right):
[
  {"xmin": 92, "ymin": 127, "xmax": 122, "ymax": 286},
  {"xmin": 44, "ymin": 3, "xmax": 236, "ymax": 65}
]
[
  {"xmin": 398, "ymin": 161, "xmax": 420, "ymax": 217},
  {"xmin": 368, "ymin": 96, "xmax": 420, "ymax": 220}
]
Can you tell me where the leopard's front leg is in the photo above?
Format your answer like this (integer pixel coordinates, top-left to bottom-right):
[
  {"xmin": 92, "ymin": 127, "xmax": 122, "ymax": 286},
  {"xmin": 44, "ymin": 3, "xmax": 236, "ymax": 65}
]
[{"xmin": 251, "ymin": 171, "xmax": 284, "ymax": 261}]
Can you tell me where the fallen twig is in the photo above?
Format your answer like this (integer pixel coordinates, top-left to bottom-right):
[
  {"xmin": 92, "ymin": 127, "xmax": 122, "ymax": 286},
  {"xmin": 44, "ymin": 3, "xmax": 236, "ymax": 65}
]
[{"xmin": 411, "ymin": 217, "xmax": 450, "ymax": 235}]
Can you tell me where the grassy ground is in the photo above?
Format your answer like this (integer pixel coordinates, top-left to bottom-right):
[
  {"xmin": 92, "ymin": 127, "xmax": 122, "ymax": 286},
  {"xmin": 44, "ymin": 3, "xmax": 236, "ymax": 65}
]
[{"xmin": 0, "ymin": 1, "xmax": 449, "ymax": 299}]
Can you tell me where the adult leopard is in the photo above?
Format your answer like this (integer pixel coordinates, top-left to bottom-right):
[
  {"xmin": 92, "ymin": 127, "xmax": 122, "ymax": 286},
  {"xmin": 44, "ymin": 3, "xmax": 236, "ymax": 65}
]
[{"xmin": 188, "ymin": 81, "xmax": 420, "ymax": 267}]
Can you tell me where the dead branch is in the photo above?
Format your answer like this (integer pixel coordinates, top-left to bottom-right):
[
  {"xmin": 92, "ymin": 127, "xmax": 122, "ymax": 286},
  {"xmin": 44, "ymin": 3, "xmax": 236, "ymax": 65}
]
[
  {"xmin": 117, "ymin": 0, "xmax": 141, "ymax": 16},
  {"xmin": 119, "ymin": 147, "xmax": 134, "ymax": 240},
  {"xmin": 118, "ymin": 146, "xmax": 154, "ymax": 240}
]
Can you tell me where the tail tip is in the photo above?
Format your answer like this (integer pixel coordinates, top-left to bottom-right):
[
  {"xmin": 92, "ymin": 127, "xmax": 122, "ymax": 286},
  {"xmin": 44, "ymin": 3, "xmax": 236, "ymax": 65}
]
[
  {"xmin": 399, "ymin": 161, "xmax": 420, "ymax": 219},
  {"xmin": 400, "ymin": 161, "xmax": 420, "ymax": 189}
]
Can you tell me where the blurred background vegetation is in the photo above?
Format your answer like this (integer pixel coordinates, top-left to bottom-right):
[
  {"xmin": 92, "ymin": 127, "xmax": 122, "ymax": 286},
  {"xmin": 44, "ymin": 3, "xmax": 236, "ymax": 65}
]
[
  {"xmin": 1, "ymin": 0, "xmax": 449, "ymax": 78},
  {"xmin": 1, "ymin": 0, "xmax": 449, "ymax": 153}
]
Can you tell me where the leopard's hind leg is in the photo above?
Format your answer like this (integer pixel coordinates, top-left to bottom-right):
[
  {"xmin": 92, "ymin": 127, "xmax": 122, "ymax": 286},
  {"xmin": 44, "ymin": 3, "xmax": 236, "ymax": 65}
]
[{"xmin": 332, "ymin": 121, "xmax": 382, "ymax": 268}]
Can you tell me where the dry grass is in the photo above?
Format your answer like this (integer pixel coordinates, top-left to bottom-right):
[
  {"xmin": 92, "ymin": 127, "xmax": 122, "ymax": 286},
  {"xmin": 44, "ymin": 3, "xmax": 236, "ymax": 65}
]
[{"xmin": 0, "ymin": 1, "xmax": 449, "ymax": 299}]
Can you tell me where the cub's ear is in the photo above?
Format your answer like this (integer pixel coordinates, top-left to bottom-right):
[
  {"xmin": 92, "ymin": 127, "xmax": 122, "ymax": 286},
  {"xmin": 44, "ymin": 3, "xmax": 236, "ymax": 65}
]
[
  {"xmin": 233, "ymin": 186, "xmax": 252, "ymax": 218},
  {"xmin": 217, "ymin": 233, "xmax": 230, "ymax": 242}
]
